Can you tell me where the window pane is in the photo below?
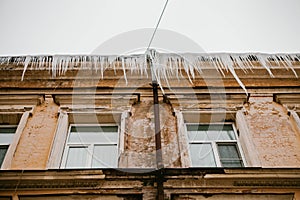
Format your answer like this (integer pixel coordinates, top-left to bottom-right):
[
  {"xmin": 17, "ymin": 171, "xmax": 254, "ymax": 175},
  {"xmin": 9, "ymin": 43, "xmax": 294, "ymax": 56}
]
[
  {"xmin": 65, "ymin": 147, "xmax": 88, "ymax": 168},
  {"xmin": 187, "ymin": 124, "xmax": 236, "ymax": 141},
  {"xmin": 209, "ymin": 130, "xmax": 236, "ymax": 140},
  {"xmin": 0, "ymin": 127, "xmax": 16, "ymax": 144},
  {"xmin": 218, "ymin": 143, "xmax": 243, "ymax": 167},
  {"xmin": 0, "ymin": 197, "xmax": 11, "ymax": 200},
  {"xmin": 189, "ymin": 143, "xmax": 216, "ymax": 167},
  {"xmin": 71, "ymin": 126, "xmax": 118, "ymax": 133},
  {"xmin": 187, "ymin": 130, "xmax": 208, "ymax": 141},
  {"xmin": 68, "ymin": 132, "xmax": 118, "ymax": 144},
  {"xmin": 0, "ymin": 127, "xmax": 17, "ymax": 133},
  {"xmin": 187, "ymin": 124, "xmax": 234, "ymax": 131},
  {"xmin": 0, "ymin": 146, "xmax": 8, "ymax": 166},
  {"xmin": 68, "ymin": 126, "xmax": 118, "ymax": 144},
  {"xmin": 0, "ymin": 134, "xmax": 14, "ymax": 144},
  {"xmin": 92, "ymin": 145, "xmax": 118, "ymax": 168}
]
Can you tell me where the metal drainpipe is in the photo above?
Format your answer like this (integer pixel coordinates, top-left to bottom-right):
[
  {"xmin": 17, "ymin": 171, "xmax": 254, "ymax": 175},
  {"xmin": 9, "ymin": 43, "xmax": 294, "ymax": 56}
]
[{"xmin": 147, "ymin": 49, "xmax": 164, "ymax": 200}]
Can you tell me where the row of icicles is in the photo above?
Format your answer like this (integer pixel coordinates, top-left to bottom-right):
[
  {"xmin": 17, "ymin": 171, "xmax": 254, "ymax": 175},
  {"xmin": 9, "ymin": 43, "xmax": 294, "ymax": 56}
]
[{"xmin": 0, "ymin": 52, "xmax": 299, "ymax": 94}]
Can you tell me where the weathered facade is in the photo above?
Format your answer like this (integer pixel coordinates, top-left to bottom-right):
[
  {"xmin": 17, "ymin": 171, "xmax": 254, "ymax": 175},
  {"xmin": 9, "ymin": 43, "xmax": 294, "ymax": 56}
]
[{"xmin": 0, "ymin": 52, "xmax": 300, "ymax": 199}]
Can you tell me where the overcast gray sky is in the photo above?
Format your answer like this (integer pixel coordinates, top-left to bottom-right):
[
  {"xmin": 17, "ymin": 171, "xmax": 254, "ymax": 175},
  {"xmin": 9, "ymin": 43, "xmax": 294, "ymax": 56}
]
[{"xmin": 0, "ymin": 0, "xmax": 299, "ymax": 56}]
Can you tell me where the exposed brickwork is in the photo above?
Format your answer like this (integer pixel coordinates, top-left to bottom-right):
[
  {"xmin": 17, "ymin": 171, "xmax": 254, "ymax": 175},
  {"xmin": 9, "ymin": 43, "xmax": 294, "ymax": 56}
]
[
  {"xmin": 244, "ymin": 96, "xmax": 300, "ymax": 167},
  {"xmin": 160, "ymin": 103, "xmax": 181, "ymax": 167},
  {"xmin": 119, "ymin": 99, "xmax": 181, "ymax": 168},
  {"xmin": 121, "ymin": 99, "xmax": 156, "ymax": 168},
  {"xmin": 11, "ymin": 97, "xmax": 59, "ymax": 169}
]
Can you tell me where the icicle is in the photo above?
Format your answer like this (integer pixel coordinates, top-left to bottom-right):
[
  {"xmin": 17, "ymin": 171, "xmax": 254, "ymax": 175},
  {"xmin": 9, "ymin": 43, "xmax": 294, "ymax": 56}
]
[
  {"xmin": 281, "ymin": 54, "xmax": 298, "ymax": 78},
  {"xmin": 219, "ymin": 54, "xmax": 248, "ymax": 95},
  {"xmin": 38, "ymin": 56, "xmax": 44, "ymax": 69},
  {"xmin": 159, "ymin": 54, "xmax": 172, "ymax": 89},
  {"xmin": 60, "ymin": 56, "xmax": 64, "ymax": 75},
  {"xmin": 169, "ymin": 56, "xmax": 180, "ymax": 81},
  {"xmin": 209, "ymin": 55, "xmax": 226, "ymax": 77},
  {"xmin": 177, "ymin": 57, "xmax": 184, "ymax": 79},
  {"xmin": 45, "ymin": 56, "xmax": 49, "ymax": 72},
  {"xmin": 85, "ymin": 56, "xmax": 90, "ymax": 69},
  {"xmin": 57, "ymin": 56, "xmax": 62, "ymax": 76},
  {"xmin": 6, "ymin": 57, "xmax": 11, "ymax": 65},
  {"xmin": 100, "ymin": 56, "xmax": 104, "ymax": 79},
  {"xmin": 271, "ymin": 55, "xmax": 282, "ymax": 68},
  {"xmin": 232, "ymin": 54, "xmax": 249, "ymax": 73},
  {"xmin": 194, "ymin": 56, "xmax": 203, "ymax": 75},
  {"xmin": 33, "ymin": 56, "xmax": 38, "ymax": 69},
  {"xmin": 121, "ymin": 56, "xmax": 128, "ymax": 85},
  {"xmin": 14, "ymin": 57, "xmax": 18, "ymax": 66},
  {"xmin": 167, "ymin": 55, "xmax": 173, "ymax": 78},
  {"xmin": 131, "ymin": 57, "xmax": 138, "ymax": 75},
  {"xmin": 184, "ymin": 53, "xmax": 196, "ymax": 80},
  {"xmin": 2, "ymin": 52, "xmax": 298, "ymax": 95},
  {"xmin": 256, "ymin": 54, "xmax": 275, "ymax": 77},
  {"xmin": 147, "ymin": 50, "xmax": 166, "ymax": 94},
  {"xmin": 106, "ymin": 55, "xmax": 116, "ymax": 75},
  {"xmin": 75, "ymin": 56, "xmax": 80, "ymax": 67},
  {"xmin": 181, "ymin": 55, "xmax": 193, "ymax": 84},
  {"xmin": 21, "ymin": 56, "xmax": 31, "ymax": 81},
  {"xmin": 215, "ymin": 56, "xmax": 227, "ymax": 74},
  {"xmin": 52, "ymin": 55, "xmax": 58, "ymax": 77},
  {"xmin": 244, "ymin": 55, "xmax": 254, "ymax": 72},
  {"xmin": 81, "ymin": 56, "xmax": 85, "ymax": 69},
  {"xmin": 62, "ymin": 56, "xmax": 70, "ymax": 75},
  {"xmin": 29, "ymin": 57, "xmax": 34, "ymax": 69},
  {"xmin": 92, "ymin": 56, "xmax": 98, "ymax": 72},
  {"xmin": 137, "ymin": 54, "xmax": 147, "ymax": 78},
  {"xmin": 129, "ymin": 57, "xmax": 134, "ymax": 75}
]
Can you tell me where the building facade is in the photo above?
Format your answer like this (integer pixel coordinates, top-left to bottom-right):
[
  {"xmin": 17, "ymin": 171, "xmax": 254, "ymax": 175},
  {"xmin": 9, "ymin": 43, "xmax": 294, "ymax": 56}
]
[{"xmin": 0, "ymin": 52, "xmax": 300, "ymax": 199}]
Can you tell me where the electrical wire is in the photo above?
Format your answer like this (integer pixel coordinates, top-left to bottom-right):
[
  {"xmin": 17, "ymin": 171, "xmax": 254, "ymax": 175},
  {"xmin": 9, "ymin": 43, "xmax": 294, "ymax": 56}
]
[{"xmin": 146, "ymin": 0, "xmax": 170, "ymax": 51}]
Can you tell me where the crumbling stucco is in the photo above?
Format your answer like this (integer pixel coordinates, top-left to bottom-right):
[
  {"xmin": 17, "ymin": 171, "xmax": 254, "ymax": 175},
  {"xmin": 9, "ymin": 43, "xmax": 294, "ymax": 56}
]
[
  {"xmin": 119, "ymin": 98, "xmax": 181, "ymax": 168},
  {"xmin": 11, "ymin": 97, "xmax": 59, "ymax": 169},
  {"xmin": 243, "ymin": 95, "xmax": 300, "ymax": 167}
]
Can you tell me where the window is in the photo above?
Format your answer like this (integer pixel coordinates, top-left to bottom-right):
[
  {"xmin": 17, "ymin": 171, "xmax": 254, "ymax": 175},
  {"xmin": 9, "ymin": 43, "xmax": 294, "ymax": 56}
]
[
  {"xmin": 48, "ymin": 111, "xmax": 128, "ymax": 169},
  {"xmin": 186, "ymin": 124, "xmax": 244, "ymax": 167},
  {"xmin": 61, "ymin": 125, "xmax": 119, "ymax": 168},
  {"xmin": 0, "ymin": 126, "xmax": 17, "ymax": 167}
]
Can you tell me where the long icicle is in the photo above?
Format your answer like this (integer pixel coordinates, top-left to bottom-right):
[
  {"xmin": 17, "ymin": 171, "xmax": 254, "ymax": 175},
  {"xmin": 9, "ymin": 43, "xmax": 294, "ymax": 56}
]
[
  {"xmin": 256, "ymin": 54, "xmax": 275, "ymax": 78},
  {"xmin": 121, "ymin": 56, "xmax": 128, "ymax": 85},
  {"xmin": 21, "ymin": 56, "xmax": 31, "ymax": 81},
  {"xmin": 219, "ymin": 54, "xmax": 248, "ymax": 95}
]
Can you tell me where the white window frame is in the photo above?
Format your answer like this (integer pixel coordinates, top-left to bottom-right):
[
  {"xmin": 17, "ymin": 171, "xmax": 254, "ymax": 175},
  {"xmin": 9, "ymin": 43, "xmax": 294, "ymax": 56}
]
[
  {"xmin": 0, "ymin": 109, "xmax": 31, "ymax": 170},
  {"xmin": 185, "ymin": 122, "xmax": 246, "ymax": 167},
  {"xmin": 61, "ymin": 124, "xmax": 120, "ymax": 169},
  {"xmin": 0, "ymin": 125, "xmax": 18, "ymax": 167}
]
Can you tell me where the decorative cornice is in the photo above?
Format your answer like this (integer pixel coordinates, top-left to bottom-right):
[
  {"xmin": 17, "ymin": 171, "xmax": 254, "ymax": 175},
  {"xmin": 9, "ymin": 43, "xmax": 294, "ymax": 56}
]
[
  {"xmin": 234, "ymin": 180, "xmax": 300, "ymax": 187},
  {"xmin": 1, "ymin": 169, "xmax": 300, "ymax": 191},
  {"xmin": 0, "ymin": 94, "xmax": 44, "ymax": 106}
]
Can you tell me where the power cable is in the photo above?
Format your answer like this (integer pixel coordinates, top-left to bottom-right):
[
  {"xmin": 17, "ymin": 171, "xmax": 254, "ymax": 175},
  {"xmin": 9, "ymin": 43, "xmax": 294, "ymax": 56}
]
[{"xmin": 146, "ymin": 0, "xmax": 170, "ymax": 51}]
